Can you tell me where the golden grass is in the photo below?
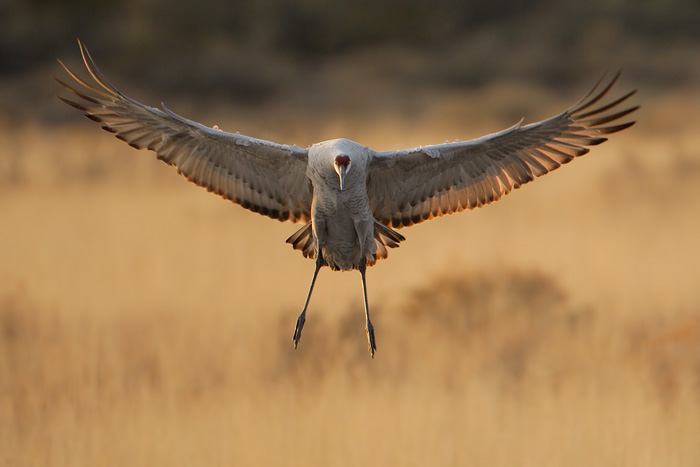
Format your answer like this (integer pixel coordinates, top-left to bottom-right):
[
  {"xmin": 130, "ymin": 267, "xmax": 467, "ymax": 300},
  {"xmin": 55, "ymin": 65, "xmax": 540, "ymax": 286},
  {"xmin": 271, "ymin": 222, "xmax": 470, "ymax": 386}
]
[{"xmin": 2, "ymin": 87, "xmax": 700, "ymax": 466}]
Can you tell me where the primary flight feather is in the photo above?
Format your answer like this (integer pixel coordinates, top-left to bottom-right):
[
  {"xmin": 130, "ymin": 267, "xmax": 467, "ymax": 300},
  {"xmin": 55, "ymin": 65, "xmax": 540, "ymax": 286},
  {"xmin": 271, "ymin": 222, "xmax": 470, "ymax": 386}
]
[{"xmin": 55, "ymin": 40, "xmax": 638, "ymax": 357}]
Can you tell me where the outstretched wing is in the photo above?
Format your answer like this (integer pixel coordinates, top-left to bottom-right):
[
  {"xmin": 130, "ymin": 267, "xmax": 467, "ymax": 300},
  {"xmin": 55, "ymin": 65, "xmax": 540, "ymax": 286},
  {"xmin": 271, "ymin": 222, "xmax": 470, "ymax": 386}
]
[
  {"xmin": 54, "ymin": 40, "xmax": 312, "ymax": 223},
  {"xmin": 368, "ymin": 73, "xmax": 638, "ymax": 228}
]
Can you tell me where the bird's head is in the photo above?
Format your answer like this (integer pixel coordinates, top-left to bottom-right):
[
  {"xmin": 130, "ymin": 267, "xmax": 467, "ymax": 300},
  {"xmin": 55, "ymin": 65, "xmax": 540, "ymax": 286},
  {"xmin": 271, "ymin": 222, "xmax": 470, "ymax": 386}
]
[
  {"xmin": 333, "ymin": 155, "xmax": 351, "ymax": 191},
  {"xmin": 308, "ymin": 138, "xmax": 367, "ymax": 191}
]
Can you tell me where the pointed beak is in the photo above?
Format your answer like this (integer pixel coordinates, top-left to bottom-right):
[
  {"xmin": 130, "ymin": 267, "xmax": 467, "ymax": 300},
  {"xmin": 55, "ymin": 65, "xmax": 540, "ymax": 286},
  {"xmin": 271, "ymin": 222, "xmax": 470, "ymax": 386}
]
[
  {"xmin": 334, "ymin": 155, "xmax": 351, "ymax": 191},
  {"xmin": 337, "ymin": 164, "xmax": 347, "ymax": 191}
]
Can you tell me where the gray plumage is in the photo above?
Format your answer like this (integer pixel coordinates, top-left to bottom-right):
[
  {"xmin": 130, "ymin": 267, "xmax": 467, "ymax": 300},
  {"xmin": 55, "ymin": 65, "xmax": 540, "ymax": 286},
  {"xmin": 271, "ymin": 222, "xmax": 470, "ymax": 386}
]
[{"xmin": 55, "ymin": 40, "xmax": 638, "ymax": 357}]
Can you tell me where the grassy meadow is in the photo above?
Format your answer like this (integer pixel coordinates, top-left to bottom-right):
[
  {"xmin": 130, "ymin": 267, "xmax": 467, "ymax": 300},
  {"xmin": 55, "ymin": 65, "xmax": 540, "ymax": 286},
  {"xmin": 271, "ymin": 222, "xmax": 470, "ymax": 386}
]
[{"xmin": 2, "ymin": 77, "xmax": 700, "ymax": 466}]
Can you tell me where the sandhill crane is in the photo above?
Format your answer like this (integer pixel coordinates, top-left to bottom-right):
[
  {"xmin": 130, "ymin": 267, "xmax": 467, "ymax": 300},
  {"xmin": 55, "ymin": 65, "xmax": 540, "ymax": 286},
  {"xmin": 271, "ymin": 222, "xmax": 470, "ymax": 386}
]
[{"xmin": 55, "ymin": 40, "xmax": 638, "ymax": 357}]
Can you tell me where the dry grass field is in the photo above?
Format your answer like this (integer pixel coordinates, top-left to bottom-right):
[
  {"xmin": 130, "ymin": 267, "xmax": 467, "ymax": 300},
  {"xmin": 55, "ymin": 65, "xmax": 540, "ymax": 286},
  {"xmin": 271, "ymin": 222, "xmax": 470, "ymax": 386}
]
[{"xmin": 2, "ymin": 80, "xmax": 700, "ymax": 466}]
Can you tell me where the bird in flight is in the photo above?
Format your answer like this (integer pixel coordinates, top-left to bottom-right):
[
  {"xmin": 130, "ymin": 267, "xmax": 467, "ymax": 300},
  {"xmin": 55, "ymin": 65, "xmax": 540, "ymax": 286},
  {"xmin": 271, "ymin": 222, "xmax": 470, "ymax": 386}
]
[{"xmin": 55, "ymin": 40, "xmax": 638, "ymax": 357}]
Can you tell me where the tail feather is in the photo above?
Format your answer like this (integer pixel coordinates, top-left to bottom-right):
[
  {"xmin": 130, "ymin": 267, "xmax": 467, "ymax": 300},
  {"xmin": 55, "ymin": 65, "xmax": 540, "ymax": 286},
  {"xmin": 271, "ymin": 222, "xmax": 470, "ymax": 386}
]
[
  {"xmin": 286, "ymin": 222, "xmax": 315, "ymax": 258},
  {"xmin": 372, "ymin": 222, "xmax": 405, "ymax": 259},
  {"xmin": 285, "ymin": 221, "xmax": 405, "ymax": 262},
  {"xmin": 374, "ymin": 222, "xmax": 405, "ymax": 250}
]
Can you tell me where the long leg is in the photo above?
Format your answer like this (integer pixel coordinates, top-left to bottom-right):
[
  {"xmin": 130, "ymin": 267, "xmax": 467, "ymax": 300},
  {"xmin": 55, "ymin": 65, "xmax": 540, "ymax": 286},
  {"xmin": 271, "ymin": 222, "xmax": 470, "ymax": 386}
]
[
  {"xmin": 359, "ymin": 260, "xmax": 376, "ymax": 358},
  {"xmin": 293, "ymin": 253, "xmax": 323, "ymax": 349}
]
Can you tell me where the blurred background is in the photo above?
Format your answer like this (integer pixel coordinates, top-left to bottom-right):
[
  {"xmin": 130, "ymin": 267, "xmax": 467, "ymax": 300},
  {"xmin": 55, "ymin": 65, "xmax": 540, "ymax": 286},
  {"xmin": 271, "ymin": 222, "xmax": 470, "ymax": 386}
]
[{"xmin": 2, "ymin": 1, "xmax": 700, "ymax": 465}]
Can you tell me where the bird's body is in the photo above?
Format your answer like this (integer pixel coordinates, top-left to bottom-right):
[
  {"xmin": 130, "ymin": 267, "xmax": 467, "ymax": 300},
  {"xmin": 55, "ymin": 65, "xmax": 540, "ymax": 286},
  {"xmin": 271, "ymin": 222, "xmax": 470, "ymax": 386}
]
[
  {"xmin": 55, "ymin": 41, "xmax": 638, "ymax": 357},
  {"xmin": 305, "ymin": 139, "xmax": 381, "ymax": 271}
]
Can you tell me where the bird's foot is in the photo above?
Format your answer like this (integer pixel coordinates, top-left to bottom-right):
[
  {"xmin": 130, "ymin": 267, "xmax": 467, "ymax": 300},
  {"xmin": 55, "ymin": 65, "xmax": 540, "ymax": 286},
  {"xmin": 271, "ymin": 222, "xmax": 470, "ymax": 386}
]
[
  {"xmin": 293, "ymin": 312, "xmax": 306, "ymax": 349},
  {"xmin": 366, "ymin": 322, "xmax": 376, "ymax": 358}
]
